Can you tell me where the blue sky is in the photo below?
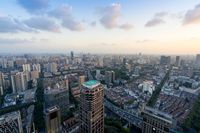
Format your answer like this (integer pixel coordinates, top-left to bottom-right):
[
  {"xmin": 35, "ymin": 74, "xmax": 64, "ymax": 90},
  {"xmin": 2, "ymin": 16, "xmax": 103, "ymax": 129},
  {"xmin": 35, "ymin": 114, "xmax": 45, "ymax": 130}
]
[{"xmin": 0, "ymin": 0, "xmax": 200, "ymax": 54}]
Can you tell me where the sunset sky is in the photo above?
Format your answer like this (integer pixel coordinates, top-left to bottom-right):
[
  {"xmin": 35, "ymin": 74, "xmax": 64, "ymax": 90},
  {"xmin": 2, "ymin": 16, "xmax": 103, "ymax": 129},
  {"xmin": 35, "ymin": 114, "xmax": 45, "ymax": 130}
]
[{"xmin": 0, "ymin": 0, "xmax": 200, "ymax": 54}]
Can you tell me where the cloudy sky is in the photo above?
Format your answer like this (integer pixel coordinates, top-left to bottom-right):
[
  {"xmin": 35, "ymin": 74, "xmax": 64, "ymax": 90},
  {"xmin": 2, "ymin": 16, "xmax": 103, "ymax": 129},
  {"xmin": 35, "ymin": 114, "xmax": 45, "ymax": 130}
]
[{"xmin": 0, "ymin": 0, "xmax": 200, "ymax": 54}]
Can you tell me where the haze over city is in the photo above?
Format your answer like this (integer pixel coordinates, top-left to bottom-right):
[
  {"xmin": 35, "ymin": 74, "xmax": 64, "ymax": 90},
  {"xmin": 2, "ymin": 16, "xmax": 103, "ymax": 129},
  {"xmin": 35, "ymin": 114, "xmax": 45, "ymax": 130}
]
[
  {"xmin": 1, "ymin": 1, "xmax": 200, "ymax": 133},
  {"xmin": 0, "ymin": 0, "xmax": 200, "ymax": 54}
]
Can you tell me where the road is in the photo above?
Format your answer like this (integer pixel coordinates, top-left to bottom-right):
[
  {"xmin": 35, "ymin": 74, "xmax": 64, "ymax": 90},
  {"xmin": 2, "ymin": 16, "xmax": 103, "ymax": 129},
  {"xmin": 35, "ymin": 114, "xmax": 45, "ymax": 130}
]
[{"xmin": 104, "ymin": 99, "xmax": 143, "ymax": 129}]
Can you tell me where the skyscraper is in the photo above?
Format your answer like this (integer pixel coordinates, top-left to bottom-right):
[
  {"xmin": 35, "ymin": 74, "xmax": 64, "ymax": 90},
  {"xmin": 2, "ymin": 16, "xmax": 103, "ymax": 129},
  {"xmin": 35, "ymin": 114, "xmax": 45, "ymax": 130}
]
[
  {"xmin": 32, "ymin": 63, "xmax": 41, "ymax": 73},
  {"xmin": 11, "ymin": 72, "xmax": 29, "ymax": 93},
  {"xmin": 0, "ymin": 111, "xmax": 23, "ymax": 133},
  {"xmin": 49, "ymin": 62, "xmax": 58, "ymax": 73},
  {"xmin": 22, "ymin": 64, "xmax": 31, "ymax": 72},
  {"xmin": 71, "ymin": 51, "xmax": 74, "ymax": 61},
  {"xmin": 80, "ymin": 80, "xmax": 104, "ymax": 133},
  {"xmin": 175, "ymin": 56, "xmax": 180, "ymax": 67},
  {"xmin": 0, "ymin": 71, "xmax": 5, "ymax": 95},
  {"xmin": 142, "ymin": 107, "xmax": 176, "ymax": 133},
  {"xmin": 44, "ymin": 106, "xmax": 61, "ymax": 133},
  {"xmin": 160, "ymin": 56, "xmax": 171, "ymax": 65},
  {"xmin": 105, "ymin": 71, "xmax": 115, "ymax": 86},
  {"xmin": 79, "ymin": 75, "xmax": 85, "ymax": 89},
  {"xmin": 44, "ymin": 85, "xmax": 69, "ymax": 116},
  {"xmin": 196, "ymin": 54, "xmax": 200, "ymax": 67}
]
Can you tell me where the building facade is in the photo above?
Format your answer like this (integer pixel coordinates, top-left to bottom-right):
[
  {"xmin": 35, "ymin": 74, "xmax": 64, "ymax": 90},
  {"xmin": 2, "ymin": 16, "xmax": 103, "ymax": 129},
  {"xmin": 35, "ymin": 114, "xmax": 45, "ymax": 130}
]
[
  {"xmin": 160, "ymin": 56, "xmax": 171, "ymax": 66},
  {"xmin": 11, "ymin": 72, "xmax": 29, "ymax": 93},
  {"xmin": 80, "ymin": 80, "xmax": 104, "ymax": 133},
  {"xmin": 142, "ymin": 107, "xmax": 176, "ymax": 133},
  {"xmin": 105, "ymin": 71, "xmax": 115, "ymax": 86},
  {"xmin": 79, "ymin": 75, "xmax": 85, "ymax": 89},
  {"xmin": 44, "ymin": 86, "xmax": 69, "ymax": 116},
  {"xmin": 44, "ymin": 106, "xmax": 61, "ymax": 133},
  {"xmin": 196, "ymin": 54, "xmax": 200, "ymax": 67},
  {"xmin": 0, "ymin": 71, "xmax": 5, "ymax": 95},
  {"xmin": 0, "ymin": 111, "xmax": 23, "ymax": 133}
]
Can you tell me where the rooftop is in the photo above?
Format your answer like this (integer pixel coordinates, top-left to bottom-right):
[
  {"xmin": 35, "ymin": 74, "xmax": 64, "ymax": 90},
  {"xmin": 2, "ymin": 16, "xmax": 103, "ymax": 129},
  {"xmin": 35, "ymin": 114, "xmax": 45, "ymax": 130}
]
[
  {"xmin": 144, "ymin": 106, "xmax": 174, "ymax": 123},
  {"xmin": 0, "ymin": 111, "xmax": 21, "ymax": 123},
  {"xmin": 82, "ymin": 80, "xmax": 100, "ymax": 89},
  {"xmin": 45, "ymin": 106, "xmax": 60, "ymax": 113}
]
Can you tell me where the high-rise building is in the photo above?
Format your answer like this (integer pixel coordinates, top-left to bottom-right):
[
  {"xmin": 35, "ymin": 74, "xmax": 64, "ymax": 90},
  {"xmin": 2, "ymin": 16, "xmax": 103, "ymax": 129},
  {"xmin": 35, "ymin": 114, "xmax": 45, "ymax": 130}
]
[
  {"xmin": 49, "ymin": 62, "xmax": 57, "ymax": 73},
  {"xmin": 15, "ymin": 59, "xmax": 26, "ymax": 67},
  {"xmin": 44, "ymin": 86, "xmax": 69, "ymax": 116},
  {"xmin": 196, "ymin": 54, "xmax": 200, "ymax": 67},
  {"xmin": 79, "ymin": 75, "xmax": 85, "ymax": 89},
  {"xmin": 0, "ymin": 111, "xmax": 23, "ymax": 133},
  {"xmin": 32, "ymin": 63, "xmax": 41, "ymax": 73},
  {"xmin": 30, "ymin": 71, "xmax": 39, "ymax": 80},
  {"xmin": 105, "ymin": 71, "xmax": 115, "ymax": 86},
  {"xmin": 11, "ymin": 72, "xmax": 29, "ymax": 93},
  {"xmin": 160, "ymin": 56, "xmax": 171, "ymax": 65},
  {"xmin": 80, "ymin": 80, "xmax": 104, "ymax": 133},
  {"xmin": 175, "ymin": 56, "xmax": 180, "ymax": 67},
  {"xmin": 71, "ymin": 51, "xmax": 74, "ymax": 61},
  {"xmin": 0, "ymin": 71, "xmax": 5, "ymax": 95},
  {"xmin": 44, "ymin": 106, "xmax": 61, "ymax": 133},
  {"xmin": 142, "ymin": 107, "xmax": 176, "ymax": 133},
  {"xmin": 22, "ymin": 64, "xmax": 31, "ymax": 72}
]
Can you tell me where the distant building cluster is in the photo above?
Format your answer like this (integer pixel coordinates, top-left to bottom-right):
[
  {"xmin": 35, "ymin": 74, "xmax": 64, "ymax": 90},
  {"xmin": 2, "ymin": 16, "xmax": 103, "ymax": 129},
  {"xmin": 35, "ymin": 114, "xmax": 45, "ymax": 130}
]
[{"xmin": 0, "ymin": 53, "xmax": 200, "ymax": 133}]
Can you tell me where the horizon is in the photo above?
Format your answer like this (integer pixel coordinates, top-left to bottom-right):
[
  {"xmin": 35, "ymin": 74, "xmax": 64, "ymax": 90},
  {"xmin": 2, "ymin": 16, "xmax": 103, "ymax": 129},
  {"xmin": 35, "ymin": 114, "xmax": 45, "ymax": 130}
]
[{"xmin": 0, "ymin": 51, "xmax": 198, "ymax": 57}]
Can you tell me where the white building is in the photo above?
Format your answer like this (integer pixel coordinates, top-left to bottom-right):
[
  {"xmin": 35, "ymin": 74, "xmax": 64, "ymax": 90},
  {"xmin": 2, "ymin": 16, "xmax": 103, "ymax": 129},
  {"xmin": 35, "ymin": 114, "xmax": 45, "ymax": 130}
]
[
  {"xmin": 22, "ymin": 64, "xmax": 31, "ymax": 72},
  {"xmin": 142, "ymin": 80, "xmax": 155, "ymax": 94}
]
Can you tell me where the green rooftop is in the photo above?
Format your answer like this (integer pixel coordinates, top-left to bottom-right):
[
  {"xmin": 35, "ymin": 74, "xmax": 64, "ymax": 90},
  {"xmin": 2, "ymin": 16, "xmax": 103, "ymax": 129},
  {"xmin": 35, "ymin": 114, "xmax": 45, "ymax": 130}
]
[{"xmin": 82, "ymin": 80, "xmax": 100, "ymax": 89}]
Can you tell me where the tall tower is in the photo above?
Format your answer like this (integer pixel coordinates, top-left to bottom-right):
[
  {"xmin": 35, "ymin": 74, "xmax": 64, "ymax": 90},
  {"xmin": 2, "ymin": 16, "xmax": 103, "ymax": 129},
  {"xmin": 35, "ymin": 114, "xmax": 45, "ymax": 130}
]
[
  {"xmin": 0, "ymin": 71, "xmax": 5, "ymax": 95},
  {"xmin": 71, "ymin": 51, "xmax": 74, "ymax": 61},
  {"xmin": 11, "ymin": 72, "xmax": 29, "ymax": 93},
  {"xmin": 78, "ymin": 75, "xmax": 85, "ymax": 89},
  {"xmin": 105, "ymin": 71, "xmax": 115, "ymax": 86},
  {"xmin": 196, "ymin": 54, "xmax": 200, "ymax": 67},
  {"xmin": 22, "ymin": 64, "xmax": 31, "ymax": 72},
  {"xmin": 0, "ymin": 111, "xmax": 23, "ymax": 133},
  {"xmin": 175, "ymin": 56, "xmax": 180, "ymax": 67},
  {"xmin": 44, "ymin": 106, "xmax": 61, "ymax": 133},
  {"xmin": 80, "ymin": 80, "xmax": 104, "ymax": 133}
]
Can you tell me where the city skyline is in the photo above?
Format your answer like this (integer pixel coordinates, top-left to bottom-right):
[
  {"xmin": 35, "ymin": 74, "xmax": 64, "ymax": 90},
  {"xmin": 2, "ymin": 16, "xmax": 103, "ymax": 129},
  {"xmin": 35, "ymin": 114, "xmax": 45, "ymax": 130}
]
[{"xmin": 0, "ymin": 0, "xmax": 200, "ymax": 54}]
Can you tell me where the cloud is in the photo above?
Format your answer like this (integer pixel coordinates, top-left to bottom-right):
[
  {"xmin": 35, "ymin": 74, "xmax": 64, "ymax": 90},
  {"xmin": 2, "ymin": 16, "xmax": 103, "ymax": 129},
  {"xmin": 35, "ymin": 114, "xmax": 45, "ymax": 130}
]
[
  {"xmin": 119, "ymin": 23, "xmax": 133, "ymax": 30},
  {"xmin": 49, "ymin": 4, "xmax": 84, "ymax": 31},
  {"xmin": 145, "ymin": 11, "xmax": 168, "ymax": 27},
  {"xmin": 154, "ymin": 12, "xmax": 168, "ymax": 17},
  {"xmin": 136, "ymin": 39, "xmax": 154, "ymax": 43},
  {"xmin": 0, "ymin": 38, "xmax": 34, "ymax": 44},
  {"xmin": 0, "ymin": 16, "xmax": 34, "ymax": 33},
  {"xmin": 17, "ymin": 0, "xmax": 49, "ymax": 13},
  {"xmin": 145, "ymin": 18, "xmax": 165, "ymax": 27},
  {"xmin": 90, "ymin": 21, "xmax": 96, "ymax": 27},
  {"xmin": 48, "ymin": 4, "xmax": 72, "ymax": 18},
  {"xmin": 183, "ymin": 4, "xmax": 200, "ymax": 25},
  {"xmin": 24, "ymin": 17, "xmax": 60, "ymax": 32},
  {"xmin": 98, "ymin": 3, "xmax": 133, "ymax": 30},
  {"xmin": 99, "ymin": 42, "xmax": 118, "ymax": 46},
  {"xmin": 62, "ymin": 17, "xmax": 84, "ymax": 31},
  {"xmin": 99, "ymin": 3, "xmax": 121, "ymax": 29}
]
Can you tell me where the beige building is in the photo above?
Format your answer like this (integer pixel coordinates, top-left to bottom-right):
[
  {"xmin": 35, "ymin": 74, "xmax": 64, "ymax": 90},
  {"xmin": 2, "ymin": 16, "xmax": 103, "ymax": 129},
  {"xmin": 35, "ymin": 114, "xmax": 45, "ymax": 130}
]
[
  {"xmin": 78, "ymin": 75, "xmax": 85, "ymax": 89},
  {"xmin": 80, "ymin": 80, "xmax": 104, "ymax": 133},
  {"xmin": 44, "ymin": 106, "xmax": 61, "ymax": 133}
]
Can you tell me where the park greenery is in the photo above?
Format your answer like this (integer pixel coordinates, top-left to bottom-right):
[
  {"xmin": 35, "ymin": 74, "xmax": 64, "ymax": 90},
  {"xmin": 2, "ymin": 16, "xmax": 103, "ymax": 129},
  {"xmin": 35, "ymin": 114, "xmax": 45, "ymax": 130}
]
[
  {"xmin": 147, "ymin": 69, "xmax": 170, "ymax": 107},
  {"xmin": 33, "ymin": 79, "xmax": 45, "ymax": 131},
  {"xmin": 183, "ymin": 94, "xmax": 200, "ymax": 132},
  {"xmin": 105, "ymin": 118, "xmax": 130, "ymax": 133}
]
